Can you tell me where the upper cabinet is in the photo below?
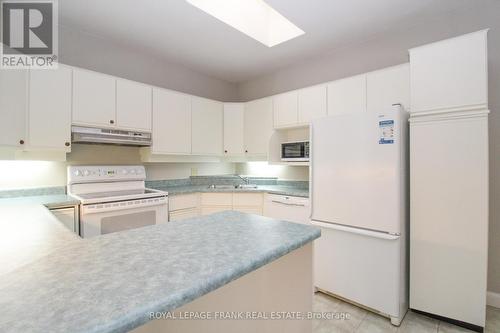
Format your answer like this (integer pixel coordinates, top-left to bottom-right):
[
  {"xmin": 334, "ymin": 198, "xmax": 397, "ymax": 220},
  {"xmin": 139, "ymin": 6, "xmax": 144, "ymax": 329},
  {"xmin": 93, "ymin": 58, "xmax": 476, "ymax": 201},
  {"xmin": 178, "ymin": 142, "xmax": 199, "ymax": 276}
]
[
  {"xmin": 72, "ymin": 68, "xmax": 116, "ymax": 128},
  {"xmin": 223, "ymin": 103, "xmax": 245, "ymax": 156},
  {"xmin": 244, "ymin": 97, "xmax": 273, "ymax": 156},
  {"xmin": 191, "ymin": 97, "xmax": 223, "ymax": 156},
  {"xmin": 28, "ymin": 65, "xmax": 72, "ymax": 151},
  {"xmin": 0, "ymin": 69, "xmax": 27, "ymax": 147},
  {"xmin": 409, "ymin": 30, "xmax": 488, "ymax": 113},
  {"xmin": 367, "ymin": 64, "xmax": 410, "ymax": 113},
  {"xmin": 273, "ymin": 91, "xmax": 298, "ymax": 128},
  {"xmin": 298, "ymin": 84, "xmax": 327, "ymax": 124},
  {"xmin": 116, "ymin": 79, "xmax": 152, "ymax": 131},
  {"xmin": 327, "ymin": 74, "xmax": 367, "ymax": 115},
  {"xmin": 152, "ymin": 88, "xmax": 192, "ymax": 155}
]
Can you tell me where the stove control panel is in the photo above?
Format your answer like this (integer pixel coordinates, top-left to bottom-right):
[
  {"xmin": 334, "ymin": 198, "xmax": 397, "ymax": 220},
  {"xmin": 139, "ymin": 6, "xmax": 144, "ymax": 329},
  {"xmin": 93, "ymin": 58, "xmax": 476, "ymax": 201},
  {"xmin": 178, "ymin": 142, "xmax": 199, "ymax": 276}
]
[{"xmin": 67, "ymin": 165, "xmax": 146, "ymax": 184}]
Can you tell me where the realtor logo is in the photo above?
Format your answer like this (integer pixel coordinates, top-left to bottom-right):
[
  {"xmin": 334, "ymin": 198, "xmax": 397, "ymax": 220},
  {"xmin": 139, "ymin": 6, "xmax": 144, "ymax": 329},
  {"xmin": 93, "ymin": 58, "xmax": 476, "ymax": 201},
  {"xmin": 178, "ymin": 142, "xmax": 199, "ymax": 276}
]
[{"xmin": 1, "ymin": 0, "xmax": 58, "ymax": 68}]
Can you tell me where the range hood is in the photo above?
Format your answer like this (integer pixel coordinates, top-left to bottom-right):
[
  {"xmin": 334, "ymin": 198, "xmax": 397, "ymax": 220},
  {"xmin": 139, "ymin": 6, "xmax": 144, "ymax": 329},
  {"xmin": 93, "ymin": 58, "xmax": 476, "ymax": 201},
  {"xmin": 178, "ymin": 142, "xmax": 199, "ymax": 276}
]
[{"xmin": 71, "ymin": 126, "xmax": 152, "ymax": 146}]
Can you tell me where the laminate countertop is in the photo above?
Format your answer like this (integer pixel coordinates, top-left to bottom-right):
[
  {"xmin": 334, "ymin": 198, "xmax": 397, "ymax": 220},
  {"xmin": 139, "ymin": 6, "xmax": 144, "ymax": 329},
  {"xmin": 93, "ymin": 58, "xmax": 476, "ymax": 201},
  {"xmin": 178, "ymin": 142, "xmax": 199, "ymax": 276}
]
[{"xmin": 0, "ymin": 207, "xmax": 320, "ymax": 333}]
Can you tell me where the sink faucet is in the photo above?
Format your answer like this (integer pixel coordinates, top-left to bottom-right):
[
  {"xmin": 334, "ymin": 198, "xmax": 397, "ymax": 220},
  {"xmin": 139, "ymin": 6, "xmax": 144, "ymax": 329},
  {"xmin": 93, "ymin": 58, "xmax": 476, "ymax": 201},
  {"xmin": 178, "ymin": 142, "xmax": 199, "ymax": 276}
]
[{"xmin": 236, "ymin": 174, "xmax": 249, "ymax": 185}]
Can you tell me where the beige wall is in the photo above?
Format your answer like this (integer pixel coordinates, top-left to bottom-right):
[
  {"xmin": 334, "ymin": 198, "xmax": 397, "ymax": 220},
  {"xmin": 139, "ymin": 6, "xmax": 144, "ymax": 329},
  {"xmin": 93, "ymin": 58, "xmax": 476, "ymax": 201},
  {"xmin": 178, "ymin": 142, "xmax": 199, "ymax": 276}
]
[
  {"xmin": 236, "ymin": 2, "xmax": 500, "ymax": 294},
  {"xmin": 0, "ymin": 145, "xmax": 235, "ymax": 190},
  {"xmin": 236, "ymin": 162, "xmax": 308, "ymax": 181},
  {"xmin": 59, "ymin": 25, "xmax": 238, "ymax": 102}
]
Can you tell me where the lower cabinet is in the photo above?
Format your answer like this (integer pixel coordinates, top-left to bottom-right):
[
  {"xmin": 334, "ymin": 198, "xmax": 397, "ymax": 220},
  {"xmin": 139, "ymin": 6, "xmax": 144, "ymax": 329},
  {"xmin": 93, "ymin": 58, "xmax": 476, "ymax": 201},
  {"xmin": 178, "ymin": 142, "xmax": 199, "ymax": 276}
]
[
  {"xmin": 168, "ymin": 193, "xmax": 199, "ymax": 222},
  {"xmin": 199, "ymin": 192, "xmax": 263, "ymax": 216},
  {"xmin": 50, "ymin": 206, "xmax": 79, "ymax": 234},
  {"xmin": 168, "ymin": 192, "xmax": 310, "ymax": 222}
]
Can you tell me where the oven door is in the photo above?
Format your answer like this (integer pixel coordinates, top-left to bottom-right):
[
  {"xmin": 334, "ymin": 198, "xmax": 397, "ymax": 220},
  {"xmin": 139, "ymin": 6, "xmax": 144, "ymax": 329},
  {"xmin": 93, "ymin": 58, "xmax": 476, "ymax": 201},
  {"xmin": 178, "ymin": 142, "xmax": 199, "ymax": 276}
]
[
  {"xmin": 80, "ymin": 196, "xmax": 168, "ymax": 238},
  {"xmin": 281, "ymin": 142, "xmax": 309, "ymax": 161}
]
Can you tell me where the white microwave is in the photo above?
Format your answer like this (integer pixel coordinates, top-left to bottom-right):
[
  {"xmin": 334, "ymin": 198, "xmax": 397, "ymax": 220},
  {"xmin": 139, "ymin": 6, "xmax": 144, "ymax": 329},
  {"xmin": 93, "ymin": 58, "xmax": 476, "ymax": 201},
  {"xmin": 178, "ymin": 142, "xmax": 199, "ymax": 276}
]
[{"xmin": 281, "ymin": 141, "xmax": 309, "ymax": 162}]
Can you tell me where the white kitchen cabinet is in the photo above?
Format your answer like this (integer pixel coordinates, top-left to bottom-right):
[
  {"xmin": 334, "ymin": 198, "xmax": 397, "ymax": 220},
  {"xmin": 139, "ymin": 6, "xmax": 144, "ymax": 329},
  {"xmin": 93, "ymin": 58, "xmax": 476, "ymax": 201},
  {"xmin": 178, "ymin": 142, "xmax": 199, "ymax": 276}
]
[
  {"xmin": 116, "ymin": 79, "xmax": 152, "ymax": 131},
  {"xmin": 327, "ymin": 74, "xmax": 366, "ymax": 115},
  {"xmin": 200, "ymin": 193, "xmax": 233, "ymax": 206},
  {"xmin": 0, "ymin": 69, "xmax": 27, "ymax": 147},
  {"xmin": 410, "ymin": 30, "xmax": 488, "ymax": 113},
  {"xmin": 223, "ymin": 103, "xmax": 245, "ymax": 156},
  {"xmin": 50, "ymin": 206, "xmax": 79, "ymax": 234},
  {"xmin": 244, "ymin": 97, "xmax": 273, "ymax": 156},
  {"xmin": 298, "ymin": 84, "xmax": 327, "ymax": 124},
  {"xmin": 151, "ymin": 88, "xmax": 192, "ymax": 154},
  {"xmin": 367, "ymin": 64, "xmax": 410, "ymax": 113},
  {"xmin": 273, "ymin": 91, "xmax": 298, "ymax": 128},
  {"xmin": 72, "ymin": 68, "xmax": 116, "ymax": 128},
  {"xmin": 27, "ymin": 65, "xmax": 72, "ymax": 151},
  {"xmin": 264, "ymin": 194, "xmax": 310, "ymax": 225},
  {"xmin": 191, "ymin": 97, "xmax": 223, "ymax": 156},
  {"xmin": 169, "ymin": 208, "xmax": 199, "ymax": 222}
]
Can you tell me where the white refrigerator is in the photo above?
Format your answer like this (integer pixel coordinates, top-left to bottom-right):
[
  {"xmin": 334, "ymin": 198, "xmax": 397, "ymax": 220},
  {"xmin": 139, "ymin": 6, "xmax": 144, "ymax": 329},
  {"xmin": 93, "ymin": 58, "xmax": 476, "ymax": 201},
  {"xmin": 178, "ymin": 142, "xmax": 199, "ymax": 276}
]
[{"xmin": 311, "ymin": 105, "xmax": 408, "ymax": 325}]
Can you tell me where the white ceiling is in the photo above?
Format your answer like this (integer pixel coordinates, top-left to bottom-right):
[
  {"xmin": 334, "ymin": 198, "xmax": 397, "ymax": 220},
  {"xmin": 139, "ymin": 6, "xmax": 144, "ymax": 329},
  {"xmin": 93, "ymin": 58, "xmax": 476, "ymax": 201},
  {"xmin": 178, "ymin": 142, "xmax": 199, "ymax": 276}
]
[{"xmin": 59, "ymin": 0, "xmax": 479, "ymax": 83}]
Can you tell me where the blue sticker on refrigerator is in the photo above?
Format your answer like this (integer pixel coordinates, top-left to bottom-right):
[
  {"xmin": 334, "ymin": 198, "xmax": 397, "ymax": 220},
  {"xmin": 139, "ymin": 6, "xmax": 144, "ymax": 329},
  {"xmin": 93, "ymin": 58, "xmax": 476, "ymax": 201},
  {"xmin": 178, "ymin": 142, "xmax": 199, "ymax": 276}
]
[{"xmin": 379, "ymin": 120, "xmax": 395, "ymax": 144}]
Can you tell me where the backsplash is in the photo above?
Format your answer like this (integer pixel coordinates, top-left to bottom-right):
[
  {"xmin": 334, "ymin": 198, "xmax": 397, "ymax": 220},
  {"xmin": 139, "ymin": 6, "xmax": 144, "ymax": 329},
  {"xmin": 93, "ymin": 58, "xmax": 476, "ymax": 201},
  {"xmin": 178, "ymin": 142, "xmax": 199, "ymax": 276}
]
[
  {"xmin": 146, "ymin": 175, "xmax": 308, "ymax": 189},
  {"xmin": 0, "ymin": 186, "xmax": 66, "ymax": 199}
]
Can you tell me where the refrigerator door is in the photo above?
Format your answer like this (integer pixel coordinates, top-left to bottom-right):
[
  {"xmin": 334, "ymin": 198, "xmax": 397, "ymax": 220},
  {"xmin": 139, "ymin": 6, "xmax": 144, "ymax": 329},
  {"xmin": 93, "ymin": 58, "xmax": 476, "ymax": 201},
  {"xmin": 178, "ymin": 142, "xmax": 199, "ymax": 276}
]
[
  {"xmin": 310, "ymin": 107, "xmax": 405, "ymax": 234},
  {"xmin": 312, "ymin": 220, "xmax": 403, "ymax": 318}
]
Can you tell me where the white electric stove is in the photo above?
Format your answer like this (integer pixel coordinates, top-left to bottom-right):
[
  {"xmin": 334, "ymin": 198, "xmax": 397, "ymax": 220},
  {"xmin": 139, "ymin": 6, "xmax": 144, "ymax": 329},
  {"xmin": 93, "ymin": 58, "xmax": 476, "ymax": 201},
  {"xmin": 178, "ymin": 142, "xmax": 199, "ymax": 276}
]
[{"xmin": 67, "ymin": 165, "xmax": 168, "ymax": 238}]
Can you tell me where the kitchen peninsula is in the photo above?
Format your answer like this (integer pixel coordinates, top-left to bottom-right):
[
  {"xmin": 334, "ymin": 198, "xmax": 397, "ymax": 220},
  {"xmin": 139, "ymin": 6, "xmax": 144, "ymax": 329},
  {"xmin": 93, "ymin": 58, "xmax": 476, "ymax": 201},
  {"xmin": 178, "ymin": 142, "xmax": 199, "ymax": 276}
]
[{"xmin": 0, "ymin": 206, "xmax": 320, "ymax": 333}]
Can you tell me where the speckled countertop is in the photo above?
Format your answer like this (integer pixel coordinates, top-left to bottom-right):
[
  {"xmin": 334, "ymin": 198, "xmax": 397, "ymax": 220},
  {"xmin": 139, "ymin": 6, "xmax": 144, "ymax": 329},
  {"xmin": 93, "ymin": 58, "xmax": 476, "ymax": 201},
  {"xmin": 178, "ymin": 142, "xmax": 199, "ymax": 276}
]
[
  {"xmin": 0, "ymin": 209, "xmax": 320, "ymax": 333},
  {"xmin": 150, "ymin": 184, "xmax": 309, "ymax": 198}
]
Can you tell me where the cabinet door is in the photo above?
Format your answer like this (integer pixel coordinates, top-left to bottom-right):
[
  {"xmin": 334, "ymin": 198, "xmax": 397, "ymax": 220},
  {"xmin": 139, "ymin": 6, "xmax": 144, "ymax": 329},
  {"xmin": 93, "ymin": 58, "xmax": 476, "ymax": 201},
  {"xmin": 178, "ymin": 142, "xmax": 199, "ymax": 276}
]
[
  {"xmin": 72, "ymin": 68, "xmax": 116, "ymax": 127},
  {"xmin": 152, "ymin": 88, "xmax": 191, "ymax": 154},
  {"xmin": 0, "ymin": 69, "xmax": 27, "ymax": 147},
  {"xmin": 367, "ymin": 64, "xmax": 410, "ymax": 114},
  {"xmin": 298, "ymin": 85, "xmax": 327, "ymax": 124},
  {"xmin": 244, "ymin": 97, "xmax": 273, "ymax": 156},
  {"xmin": 273, "ymin": 91, "xmax": 298, "ymax": 128},
  {"xmin": 191, "ymin": 97, "xmax": 223, "ymax": 155},
  {"xmin": 223, "ymin": 103, "xmax": 244, "ymax": 156},
  {"xmin": 409, "ymin": 30, "xmax": 488, "ymax": 113},
  {"xmin": 327, "ymin": 74, "xmax": 366, "ymax": 115},
  {"xmin": 51, "ymin": 207, "xmax": 77, "ymax": 233},
  {"xmin": 116, "ymin": 79, "xmax": 152, "ymax": 131},
  {"xmin": 28, "ymin": 65, "xmax": 72, "ymax": 151}
]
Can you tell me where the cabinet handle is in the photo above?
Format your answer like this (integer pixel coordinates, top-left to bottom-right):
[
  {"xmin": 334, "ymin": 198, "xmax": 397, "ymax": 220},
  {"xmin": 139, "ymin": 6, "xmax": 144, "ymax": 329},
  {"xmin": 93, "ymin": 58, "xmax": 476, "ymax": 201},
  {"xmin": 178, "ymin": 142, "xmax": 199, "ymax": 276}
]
[
  {"xmin": 271, "ymin": 200, "xmax": 305, "ymax": 207},
  {"xmin": 245, "ymin": 150, "xmax": 248, "ymax": 153},
  {"xmin": 109, "ymin": 120, "xmax": 115, "ymax": 124},
  {"xmin": 224, "ymin": 150, "xmax": 228, "ymax": 153},
  {"xmin": 19, "ymin": 139, "xmax": 24, "ymax": 145},
  {"xmin": 65, "ymin": 142, "xmax": 71, "ymax": 147}
]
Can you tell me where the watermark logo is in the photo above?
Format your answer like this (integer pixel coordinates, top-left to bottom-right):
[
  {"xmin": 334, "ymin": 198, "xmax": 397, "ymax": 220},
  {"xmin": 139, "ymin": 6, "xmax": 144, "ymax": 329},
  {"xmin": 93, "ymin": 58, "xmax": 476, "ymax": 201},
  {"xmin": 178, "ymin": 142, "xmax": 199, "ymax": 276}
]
[{"xmin": 1, "ymin": 0, "xmax": 58, "ymax": 69}]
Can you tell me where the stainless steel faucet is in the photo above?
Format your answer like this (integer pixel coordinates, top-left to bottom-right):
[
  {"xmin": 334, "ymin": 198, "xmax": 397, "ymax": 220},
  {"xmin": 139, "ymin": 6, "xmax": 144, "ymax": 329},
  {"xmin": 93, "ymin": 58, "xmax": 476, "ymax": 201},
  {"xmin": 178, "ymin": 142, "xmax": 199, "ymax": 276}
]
[{"xmin": 236, "ymin": 174, "xmax": 250, "ymax": 185}]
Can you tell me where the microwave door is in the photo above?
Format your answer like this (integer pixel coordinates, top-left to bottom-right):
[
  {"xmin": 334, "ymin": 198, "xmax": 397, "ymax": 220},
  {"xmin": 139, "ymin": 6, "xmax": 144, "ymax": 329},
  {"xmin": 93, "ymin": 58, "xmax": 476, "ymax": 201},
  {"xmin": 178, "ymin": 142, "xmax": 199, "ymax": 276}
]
[{"xmin": 282, "ymin": 142, "xmax": 309, "ymax": 161}]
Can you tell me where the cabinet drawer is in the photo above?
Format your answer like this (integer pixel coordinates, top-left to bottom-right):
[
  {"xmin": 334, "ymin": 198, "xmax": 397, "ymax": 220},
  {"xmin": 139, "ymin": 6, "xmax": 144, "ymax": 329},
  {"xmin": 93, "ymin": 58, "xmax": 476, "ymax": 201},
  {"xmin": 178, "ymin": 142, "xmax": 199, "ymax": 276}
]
[
  {"xmin": 200, "ymin": 206, "xmax": 232, "ymax": 216},
  {"xmin": 169, "ymin": 193, "xmax": 199, "ymax": 211},
  {"xmin": 233, "ymin": 207, "xmax": 262, "ymax": 215},
  {"xmin": 233, "ymin": 193, "xmax": 263, "ymax": 207},
  {"xmin": 200, "ymin": 193, "xmax": 232, "ymax": 206},
  {"xmin": 169, "ymin": 208, "xmax": 199, "ymax": 222}
]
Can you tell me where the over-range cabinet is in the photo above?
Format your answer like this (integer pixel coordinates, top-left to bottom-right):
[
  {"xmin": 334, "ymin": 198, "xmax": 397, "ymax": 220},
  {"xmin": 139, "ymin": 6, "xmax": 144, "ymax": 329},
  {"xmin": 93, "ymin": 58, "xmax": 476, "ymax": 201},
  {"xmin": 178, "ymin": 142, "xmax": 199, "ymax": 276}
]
[{"xmin": 409, "ymin": 30, "xmax": 489, "ymax": 331}]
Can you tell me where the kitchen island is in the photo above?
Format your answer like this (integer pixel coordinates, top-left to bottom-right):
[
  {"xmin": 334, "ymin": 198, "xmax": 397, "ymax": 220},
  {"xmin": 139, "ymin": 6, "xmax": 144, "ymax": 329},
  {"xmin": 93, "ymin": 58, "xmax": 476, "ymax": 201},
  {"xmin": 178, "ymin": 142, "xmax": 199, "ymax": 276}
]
[{"xmin": 0, "ymin": 207, "xmax": 320, "ymax": 333}]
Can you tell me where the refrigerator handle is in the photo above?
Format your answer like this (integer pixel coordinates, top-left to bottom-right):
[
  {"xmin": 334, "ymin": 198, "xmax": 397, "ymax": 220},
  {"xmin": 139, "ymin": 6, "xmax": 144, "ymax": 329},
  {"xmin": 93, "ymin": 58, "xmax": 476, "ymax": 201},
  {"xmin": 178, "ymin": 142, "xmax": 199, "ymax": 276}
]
[
  {"xmin": 311, "ymin": 220, "xmax": 400, "ymax": 240},
  {"xmin": 309, "ymin": 123, "xmax": 314, "ymax": 219}
]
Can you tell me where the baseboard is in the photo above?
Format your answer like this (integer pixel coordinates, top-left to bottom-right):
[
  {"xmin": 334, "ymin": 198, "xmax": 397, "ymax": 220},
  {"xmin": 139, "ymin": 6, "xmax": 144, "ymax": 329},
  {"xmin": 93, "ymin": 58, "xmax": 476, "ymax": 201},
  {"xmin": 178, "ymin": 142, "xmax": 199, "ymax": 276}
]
[{"xmin": 487, "ymin": 291, "xmax": 500, "ymax": 309}]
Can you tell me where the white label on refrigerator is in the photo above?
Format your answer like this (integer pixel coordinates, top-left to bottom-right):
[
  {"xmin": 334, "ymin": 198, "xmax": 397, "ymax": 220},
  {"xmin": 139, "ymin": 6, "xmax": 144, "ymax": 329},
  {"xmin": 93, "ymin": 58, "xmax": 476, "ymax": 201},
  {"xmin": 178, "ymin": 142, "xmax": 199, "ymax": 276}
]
[{"xmin": 379, "ymin": 120, "xmax": 394, "ymax": 144}]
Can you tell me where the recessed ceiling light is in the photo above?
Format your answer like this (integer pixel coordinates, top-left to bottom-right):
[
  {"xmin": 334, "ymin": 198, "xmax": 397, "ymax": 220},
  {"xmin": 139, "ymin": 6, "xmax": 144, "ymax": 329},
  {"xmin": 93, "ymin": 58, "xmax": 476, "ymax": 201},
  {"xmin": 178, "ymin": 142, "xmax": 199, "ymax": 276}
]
[{"xmin": 186, "ymin": 0, "xmax": 305, "ymax": 47}]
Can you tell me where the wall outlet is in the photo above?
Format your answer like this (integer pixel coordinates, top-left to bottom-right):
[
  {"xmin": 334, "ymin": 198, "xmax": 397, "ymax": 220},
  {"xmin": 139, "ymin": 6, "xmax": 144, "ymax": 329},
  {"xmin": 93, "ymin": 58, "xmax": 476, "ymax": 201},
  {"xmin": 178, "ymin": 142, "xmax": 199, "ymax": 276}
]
[{"xmin": 191, "ymin": 167, "xmax": 198, "ymax": 176}]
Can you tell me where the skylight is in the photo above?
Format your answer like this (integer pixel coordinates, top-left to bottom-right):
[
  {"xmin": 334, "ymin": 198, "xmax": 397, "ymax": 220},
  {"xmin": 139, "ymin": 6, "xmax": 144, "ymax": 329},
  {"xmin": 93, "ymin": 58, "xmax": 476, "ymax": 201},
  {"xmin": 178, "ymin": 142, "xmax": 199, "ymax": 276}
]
[{"xmin": 186, "ymin": 0, "xmax": 305, "ymax": 47}]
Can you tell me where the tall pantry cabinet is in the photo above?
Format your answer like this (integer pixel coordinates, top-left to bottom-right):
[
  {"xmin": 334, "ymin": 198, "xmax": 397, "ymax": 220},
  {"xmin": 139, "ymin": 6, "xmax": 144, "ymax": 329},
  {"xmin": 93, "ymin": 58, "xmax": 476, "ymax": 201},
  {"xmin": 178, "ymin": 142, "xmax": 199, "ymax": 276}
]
[{"xmin": 409, "ymin": 30, "xmax": 489, "ymax": 330}]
